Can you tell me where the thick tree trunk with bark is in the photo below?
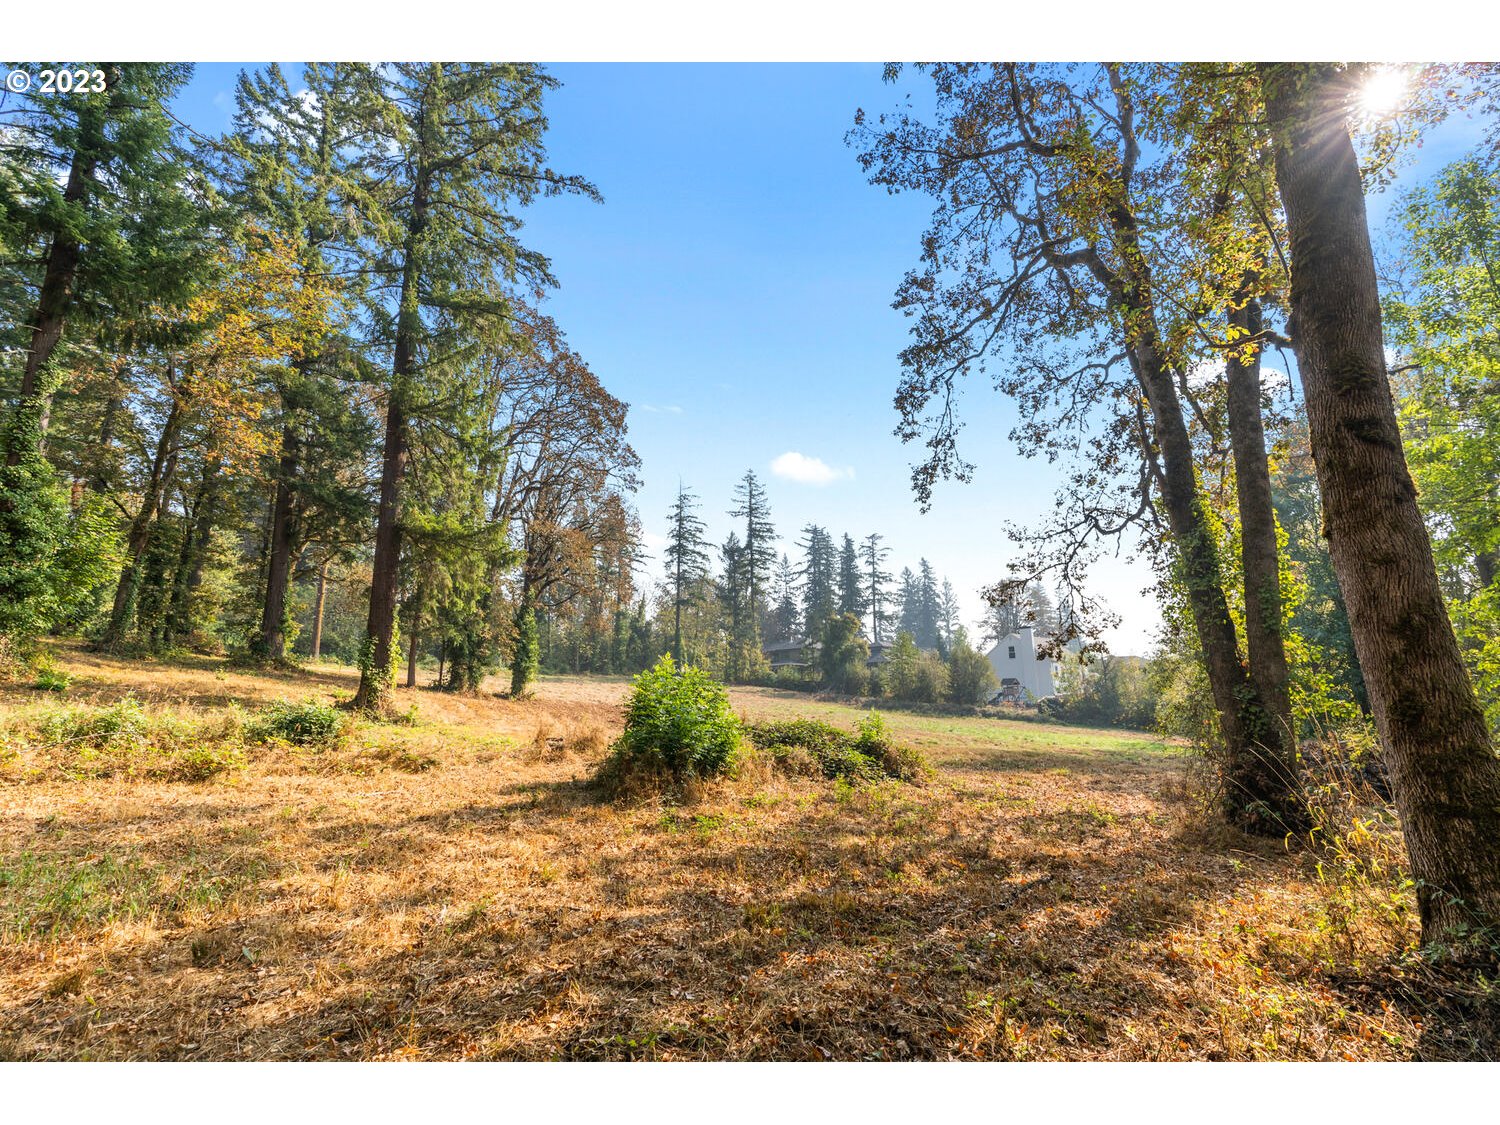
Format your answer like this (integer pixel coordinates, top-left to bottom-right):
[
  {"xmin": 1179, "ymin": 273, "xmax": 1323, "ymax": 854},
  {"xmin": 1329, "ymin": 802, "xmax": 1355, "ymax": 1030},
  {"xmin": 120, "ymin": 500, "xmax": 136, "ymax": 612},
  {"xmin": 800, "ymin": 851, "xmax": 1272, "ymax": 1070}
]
[
  {"xmin": 351, "ymin": 167, "xmax": 429, "ymax": 712},
  {"xmin": 1262, "ymin": 61, "xmax": 1500, "ymax": 945},
  {"xmin": 1226, "ymin": 297, "xmax": 1296, "ymax": 748},
  {"xmin": 352, "ymin": 391, "xmax": 410, "ymax": 711},
  {"xmin": 258, "ymin": 421, "xmax": 302, "ymax": 661},
  {"xmin": 7, "ymin": 135, "xmax": 98, "ymax": 464}
]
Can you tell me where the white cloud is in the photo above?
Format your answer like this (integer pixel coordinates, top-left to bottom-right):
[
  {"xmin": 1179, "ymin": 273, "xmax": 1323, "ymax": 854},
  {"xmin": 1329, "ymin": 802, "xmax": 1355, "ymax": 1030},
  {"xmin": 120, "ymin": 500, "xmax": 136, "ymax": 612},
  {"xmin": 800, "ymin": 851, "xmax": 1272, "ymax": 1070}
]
[
  {"xmin": 639, "ymin": 403, "xmax": 684, "ymax": 415},
  {"xmin": 770, "ymin": 451, "xmax": 854, "ymax": 486}
]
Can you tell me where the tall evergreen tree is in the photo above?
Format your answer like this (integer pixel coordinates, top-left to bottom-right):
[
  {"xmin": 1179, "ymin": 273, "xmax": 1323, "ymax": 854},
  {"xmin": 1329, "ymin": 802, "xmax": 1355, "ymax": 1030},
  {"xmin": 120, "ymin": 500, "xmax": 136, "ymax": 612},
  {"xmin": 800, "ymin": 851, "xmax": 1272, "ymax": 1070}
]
[
  {"xmin": 797, "ymin": 524, "xmax": 838, "ymax": 642},
  {"xmin": 729, "ymin": 469, "xmax": 776, "ymax": 637},
  {"xmin": 770, "ymin": 553, "xmax": 799, "ymax": 643},
  {"xmin": 349, "ymin": 63, "xmax": 598, "ymax": 714},
  {"xmin": 1, "ymin": 63, "xmax": 203, "ymax": 460},
  {"xmin": 861, "ymin": 532, "xmax": 894, "ymax": 643},
  {"xmin": 837, "ymin": 533, "xmax": 866, "ymax": 624},
  {"xmin": 663, "ymin": 483, "xmax": 709, "ymax": 664},
  {"xmin": 896, "ymin": 566, "xmax": 920, "ymax": 642},
  {"xmin": 226, "ymin": 63, "xmax": 381, "ymax": 662},
  {"xmin": 938, "ymin": 578, "xmax": 961, "ymax": 650},
  {"xmin": 915, "ymin": 558, "xmax": 942, "ymax": 650}
]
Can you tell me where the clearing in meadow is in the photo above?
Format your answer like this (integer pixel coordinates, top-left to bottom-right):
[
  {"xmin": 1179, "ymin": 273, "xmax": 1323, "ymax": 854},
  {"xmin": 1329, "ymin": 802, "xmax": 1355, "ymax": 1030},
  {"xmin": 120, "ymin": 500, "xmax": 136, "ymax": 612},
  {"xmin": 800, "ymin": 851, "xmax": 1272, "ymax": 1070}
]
[{"xmin": 0, "ymin": 644, "xmax": 1487, "ymax": 1060}]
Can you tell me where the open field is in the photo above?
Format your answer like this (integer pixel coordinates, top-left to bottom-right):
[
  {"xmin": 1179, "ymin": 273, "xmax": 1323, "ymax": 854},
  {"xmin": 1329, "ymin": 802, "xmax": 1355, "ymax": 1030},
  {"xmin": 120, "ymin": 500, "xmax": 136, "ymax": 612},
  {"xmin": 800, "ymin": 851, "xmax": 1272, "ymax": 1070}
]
[{"xmin": 0, "ymin": 645, "xmax": 1492, "ymax": 1060}]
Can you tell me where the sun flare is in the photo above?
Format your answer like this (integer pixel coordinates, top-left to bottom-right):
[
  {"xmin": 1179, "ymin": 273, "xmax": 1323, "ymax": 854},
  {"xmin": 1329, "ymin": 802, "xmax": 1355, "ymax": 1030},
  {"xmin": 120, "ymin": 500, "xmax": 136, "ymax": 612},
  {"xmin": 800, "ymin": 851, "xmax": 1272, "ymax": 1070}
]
[{"xmin": 1358, "ymin": 65, "xmax": 1411, "ymax": 119}]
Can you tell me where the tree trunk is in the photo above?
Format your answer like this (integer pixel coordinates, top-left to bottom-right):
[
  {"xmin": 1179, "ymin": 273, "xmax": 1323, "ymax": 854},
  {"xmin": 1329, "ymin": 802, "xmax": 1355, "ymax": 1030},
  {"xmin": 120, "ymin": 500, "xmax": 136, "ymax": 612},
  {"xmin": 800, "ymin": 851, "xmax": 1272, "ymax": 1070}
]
[
  {"xmin": 1100, "ymin": 197, "xmax": 1305, "ymax": 834},
  {"xmin": 311, "ymin": 557, "xmax": 328, "ymax": 660},
  {"xmin": 1225, "ymin": 295, "xmax": 1296, "ymax": 749},
  {"xmin": 351, "ymin": 166, "xmax": 429, "ymax": 713},
  {"xmin": 99, "ymin": 383, "xmax": 183, "ymax": 649},
  {"xmin": 405, "ymin": 586, "xmax": 424, "ymax": 689},
  {"xmin": 258, "ymin": 420, "xmax": 302, "ymax": 661},
  {"xmin": 164, "ymin": 456, "xmax": 221, "ymax": 646},
  {"xmin": 1262, "ymin": 61, "xmax": 1500, "ymax": 946},
  {"xmin": 87, "ymin": 360, "xmax": 128, "ymax": 494}
]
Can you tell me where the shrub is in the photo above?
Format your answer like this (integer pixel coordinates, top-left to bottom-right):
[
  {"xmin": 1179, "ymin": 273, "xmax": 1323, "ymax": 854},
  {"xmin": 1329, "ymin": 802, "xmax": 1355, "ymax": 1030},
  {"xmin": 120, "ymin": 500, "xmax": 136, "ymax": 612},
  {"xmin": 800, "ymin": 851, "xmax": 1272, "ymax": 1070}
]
[
  {"xmin": 850, "ymin": 712, "xmax": 928, "ymax": 783},
  {"xmin": 18, "ymin": 697, "xmax": 248, "ymax": 782},
  {"xmin": 946, "ymin": 637, "xmax": 997, "ymax": 705},
  {"xmin": 909, "ymin": 653, "xmax": 949, "ymax": 704},
  {"xmin": 40, "ymin": 696, "xmax": 151, "ymax": 753},
  {"xmin": 820, "ymin": 612, "xmax": 870, "ymax": 695},
  {"xmin": 252, "ymin": 699, "xmax": 349, "ymax": 747},
  {"xmin": 604, "ymin": 655, "xmax": 742, "ymax": 782},
  {"xmin": 747, "ymin": 712, "xmax": 928, "ymax": 785}
]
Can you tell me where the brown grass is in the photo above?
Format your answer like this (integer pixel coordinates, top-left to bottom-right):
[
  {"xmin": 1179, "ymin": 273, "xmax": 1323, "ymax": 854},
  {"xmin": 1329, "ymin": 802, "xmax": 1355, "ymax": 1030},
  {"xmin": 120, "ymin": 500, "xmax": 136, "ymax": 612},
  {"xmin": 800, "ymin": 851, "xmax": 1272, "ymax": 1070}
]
[{"xmin": 0, "ymin": 643, "xmax": 1493, "ymax": 1060}]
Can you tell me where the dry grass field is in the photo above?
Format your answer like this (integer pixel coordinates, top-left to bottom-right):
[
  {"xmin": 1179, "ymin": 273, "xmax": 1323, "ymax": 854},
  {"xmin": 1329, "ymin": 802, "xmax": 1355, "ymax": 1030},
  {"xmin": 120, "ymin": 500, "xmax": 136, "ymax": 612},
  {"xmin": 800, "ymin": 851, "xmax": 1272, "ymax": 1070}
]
[{"xmin": 1, "ymin": 643, "xmax": 1494, "ymax": 1060}]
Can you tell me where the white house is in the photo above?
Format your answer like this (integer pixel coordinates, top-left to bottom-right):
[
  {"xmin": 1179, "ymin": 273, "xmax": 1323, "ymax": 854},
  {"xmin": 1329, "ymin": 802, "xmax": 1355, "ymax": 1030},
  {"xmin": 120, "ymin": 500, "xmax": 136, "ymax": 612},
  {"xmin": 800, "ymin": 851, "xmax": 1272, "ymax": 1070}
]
[{"xmin": 984, "ymin": 626, "xmax": 1058, "ymax": 702}]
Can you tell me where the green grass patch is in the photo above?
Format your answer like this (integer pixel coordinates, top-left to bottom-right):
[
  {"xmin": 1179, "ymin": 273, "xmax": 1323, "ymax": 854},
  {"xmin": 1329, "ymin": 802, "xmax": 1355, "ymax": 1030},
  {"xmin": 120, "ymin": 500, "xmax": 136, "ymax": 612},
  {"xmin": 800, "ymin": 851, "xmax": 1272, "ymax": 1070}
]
[{"xmin": 0, "ymin": 850, "xmax": 270, "ymax": 941}]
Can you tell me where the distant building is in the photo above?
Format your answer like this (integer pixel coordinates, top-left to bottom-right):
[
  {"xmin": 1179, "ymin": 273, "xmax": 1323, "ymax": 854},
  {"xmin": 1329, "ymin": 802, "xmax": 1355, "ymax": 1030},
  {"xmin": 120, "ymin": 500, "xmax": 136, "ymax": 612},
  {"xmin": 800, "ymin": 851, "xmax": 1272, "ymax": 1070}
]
[
  {"xmin": 984, "ymin": 626, "xmax": 1058, "ymax": 702},
  {"xmin": 764, "ymin": 638, "xmax": 815, "ymax": 671}
]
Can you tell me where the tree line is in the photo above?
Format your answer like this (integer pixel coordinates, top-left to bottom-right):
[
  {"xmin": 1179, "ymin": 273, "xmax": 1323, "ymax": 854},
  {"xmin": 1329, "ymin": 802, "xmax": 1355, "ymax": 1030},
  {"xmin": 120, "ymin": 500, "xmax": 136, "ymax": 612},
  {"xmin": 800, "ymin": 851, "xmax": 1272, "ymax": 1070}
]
[
  {"xmin": 0, "ymin": 62, "xmax": 639, "ymax": 707},
  {"xmin": 538, "ymin": 467, "xmax": 1058, "ymax": 704}
]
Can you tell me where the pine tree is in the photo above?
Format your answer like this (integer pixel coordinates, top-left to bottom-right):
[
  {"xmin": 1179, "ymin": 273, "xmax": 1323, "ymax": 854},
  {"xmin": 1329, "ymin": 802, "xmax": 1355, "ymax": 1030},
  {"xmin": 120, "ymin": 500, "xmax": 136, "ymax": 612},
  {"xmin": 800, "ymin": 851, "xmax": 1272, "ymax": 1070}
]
[
  {"xmin": 837, "ymin": 533, "xmax": 866, "ymax": 624},
  {"xmin": 0, "ymin": 64, "xmax": 206, "ymax": 655},
  {"xmin": 729, "ymin": 469, "xmax": 776, "ymax": 637},
  {"xmin": 797, "ymin": 524, "xmax": 837, "ymax": 642},
  {"xmin": 770, "ymin": 553, "xmax": 799, "ymax": 643},
  {"xmin": 664, "ymin": 483, "xmax": 709, "ymax": 664},
  {"xmin": 896, "ymin": 567, "xmax": 920, "ymax": 642},
  {"xmin": 938, "ymin": 578, "xmax": 961, "ymax": 650},
  {"xmin": 1, "ymin": 63, "xmax": 203, "ymax": 461},
  {"xmin": 226, "ymin": 63, "xmax": 381, "ymax": 663},
  {"xmin": 349, "ymin": 63, "xmax": 598, "ymax": 714},
  {"xmin": 861, "ymin": 532, "xmax": 894, "ymax": 643}
]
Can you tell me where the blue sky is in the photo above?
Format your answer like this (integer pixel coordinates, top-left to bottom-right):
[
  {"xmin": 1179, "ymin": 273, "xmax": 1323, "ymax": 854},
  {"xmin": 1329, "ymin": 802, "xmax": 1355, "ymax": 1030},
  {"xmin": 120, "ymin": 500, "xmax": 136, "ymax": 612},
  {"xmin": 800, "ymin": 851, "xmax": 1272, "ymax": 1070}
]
[{"xmin": 170, "ymin": 63, "xmax": 1487, "ymax": 655}]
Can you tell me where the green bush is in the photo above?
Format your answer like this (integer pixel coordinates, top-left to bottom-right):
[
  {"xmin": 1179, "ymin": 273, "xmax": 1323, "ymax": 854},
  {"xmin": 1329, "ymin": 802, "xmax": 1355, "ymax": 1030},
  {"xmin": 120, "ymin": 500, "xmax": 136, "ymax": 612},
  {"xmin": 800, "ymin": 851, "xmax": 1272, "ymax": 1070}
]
[
  {"xmin": 20, "ymin": 697, "xmax": 247, "ymax": 781},
  {"xmin": 40, "ymin": 696, "xmax": 151, "ymax": 753},
  {"xmin": 747, "ymin": 711, "xmax": 927, "ymax": 785},
  {"xmin": 606, "ymin": 655, "xmax": 742, "ymax": 781},
  {"xmin": 945, "ymin": 637, "xmax": 997, "ymax": 705},
  {"xmin": 31, "ymin": 657, "xmax": 70, "ymax": 693},
  {"xmin": 252, "ymin": 699, "xmax": 349, "ymax": 747}
]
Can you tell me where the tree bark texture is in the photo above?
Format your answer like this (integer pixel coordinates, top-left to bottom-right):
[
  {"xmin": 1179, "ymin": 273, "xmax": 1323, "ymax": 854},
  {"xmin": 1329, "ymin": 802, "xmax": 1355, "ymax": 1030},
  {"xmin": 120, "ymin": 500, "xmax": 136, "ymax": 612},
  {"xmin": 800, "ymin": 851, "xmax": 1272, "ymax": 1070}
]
[{"xmin": 1262, "ymin": 61, "xmax": 1500, "ymax": 945}]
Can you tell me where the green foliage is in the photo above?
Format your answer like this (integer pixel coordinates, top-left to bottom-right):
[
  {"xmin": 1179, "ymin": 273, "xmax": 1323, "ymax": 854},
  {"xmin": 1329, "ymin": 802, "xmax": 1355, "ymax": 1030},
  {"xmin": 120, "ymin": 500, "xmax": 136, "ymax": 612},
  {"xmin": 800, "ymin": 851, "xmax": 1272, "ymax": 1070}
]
[
  {"xmin": 510, "ymin": 605, "xmax": 541, "ymax": 697},
  {"xmin": 31, "ymin": 658, "xmax": 70, "ymax": 693},
  {"xmin": 1050, "ymin": 655, "xmax": 1155, "ymax": 730},
  {"xmin": 252, "ymin": 699, "xmax": 349, "ymax": 747},
  {"xmin": 747, "ymin": 712, "xmax": 928, "ymax": 785},
  {"xmin": 10, "ymin": 697, "xmax": 248, "ymax": 782},
  {"xmin": 606, "ymin": 655, "xmax": 742, "ymax": 781},
  {"xmin": 1386, "ymin": 157, "xmax": 1500, "ymax": 734},
  {"xmin": 881, "ymin": 631, "xmax": 922, "ymax": 699},
  {"xmin": 820, "ymin": 611, "xmax": 870, "ymax": 695},
  {"xmin": 0, "ymin": 386, "xmax": 123, "ymax": 651},
  {"xmin": 908, "ymin": 652, "xmax": 949, "ymax": 704},
  {"xmin": 945, "ymin": 633, "xmax": 998, "ymax": 705}
]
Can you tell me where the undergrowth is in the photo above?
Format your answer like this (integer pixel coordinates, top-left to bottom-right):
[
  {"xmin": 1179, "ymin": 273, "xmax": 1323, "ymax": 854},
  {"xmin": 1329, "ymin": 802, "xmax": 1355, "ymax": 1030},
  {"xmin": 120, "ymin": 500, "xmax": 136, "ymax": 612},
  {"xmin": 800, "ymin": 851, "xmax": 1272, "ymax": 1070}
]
[{"xmin": 747, "ymin": 712, "xmax": 929, "ymax": 785}]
